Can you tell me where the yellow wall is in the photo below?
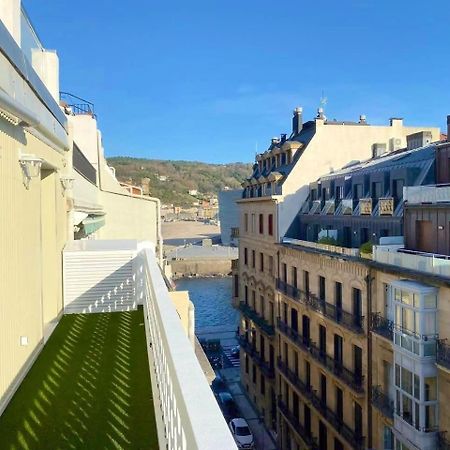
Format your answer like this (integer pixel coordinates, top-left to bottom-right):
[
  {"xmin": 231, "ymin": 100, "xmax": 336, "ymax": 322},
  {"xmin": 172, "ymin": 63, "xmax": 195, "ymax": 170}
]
[{"xmin": 0, "ymin": 120, "xmax": 68, "ymax": 411}]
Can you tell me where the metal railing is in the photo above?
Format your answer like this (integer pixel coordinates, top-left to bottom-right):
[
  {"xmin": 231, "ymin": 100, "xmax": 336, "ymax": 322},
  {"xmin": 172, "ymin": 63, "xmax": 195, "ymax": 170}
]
[
  {"xmin": 277, "ymin": 318, "xmax": 364, "ymax": 393},
  {"xmin": 239, "ymin": 336, "xmax": 274, "ymax": 378},
  {"xmin": 239, "ymin": 302, "xmax": 275, "ymax": 336},
  {"xmin": 60, "ymin": 92, "xmax": 95, "ymax": 117},
  {"xmin": 278, "ymin": 358, "xmax": 365, "ymax": 449},
  {"xmin": 439, "ymin": 432, "xmax": 450, "ymax": 450},
  {"xmin": 276, "ymin": 281, "xmax": 364, "ymax": 333},
  {"xmin": 437, "ymin": 340, "xmax": 450, "ymax": 369},
  {"xmin": 371, "ymin": 386, "xmax": 394, "ymax": 419},
  {"xmin": 278, "ymin": 399, "xmax": 319, "ymax": 449},
  {"xmin": 370, "ymin": 312, "xmax": 394, "ymax": 341},
  {"xmin": 139, "ymin": 246, "xmax": 237, "ymax": 449}
]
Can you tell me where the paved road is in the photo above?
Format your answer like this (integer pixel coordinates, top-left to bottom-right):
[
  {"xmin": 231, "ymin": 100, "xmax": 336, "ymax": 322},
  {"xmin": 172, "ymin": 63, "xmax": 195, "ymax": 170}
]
[{"xmin": 219, "ymin": 367, "xmax": 277, "ymax": 450}]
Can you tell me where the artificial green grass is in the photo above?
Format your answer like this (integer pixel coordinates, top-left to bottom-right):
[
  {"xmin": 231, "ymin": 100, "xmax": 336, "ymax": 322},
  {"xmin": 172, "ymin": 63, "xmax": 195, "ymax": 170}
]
[{"xmin": 0, "ymin": 308, "xmax": 158, "ymax": 450}]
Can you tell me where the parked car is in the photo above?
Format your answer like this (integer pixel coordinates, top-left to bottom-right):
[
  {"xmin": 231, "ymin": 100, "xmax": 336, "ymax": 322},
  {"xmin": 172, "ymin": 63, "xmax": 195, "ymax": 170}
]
[
  {"xmin": 230, "ymin": 345, "xmax": 240, "ymax": 357},
  {"xmin": 212, "ymin": 374, "xmax": 226, "ymax": 392},
  {"xmin": 229, "ymin": 418, "xmax": 254, "ymax": 449},
  {"xmin": 217, "ymin": 392, "xmax": 238, "ymax": 420}
]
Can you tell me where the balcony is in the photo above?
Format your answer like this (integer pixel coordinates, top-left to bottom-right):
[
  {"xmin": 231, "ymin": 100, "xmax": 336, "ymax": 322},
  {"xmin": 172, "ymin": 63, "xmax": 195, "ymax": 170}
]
[
  {"xmin": 0, "ymin": 242, "xmax": 236, "ymax": 449},
  {"xmin": 276, "ymin": 279, "xmax": 300, "ymax": 301},
  {"xmin": 239, "ymin": 336, "xmax": 274, "ymax": 378},
  {"xmin": 323, "ymin": 199, "xmax": 336, "ymax": 214},
  {"xmin": 277, "ymin": 319, "xmax": 364, "ymax": 393},
  {"xmin": 371, "ymin": 386, "xmax": 395, "ymax": 419},
  {"xmin": 278, "ymin": 399, "xmax": 319, "ymax": 449},
  {"xmin": 278, "ymin": 359, "xmax": 365, "ymax": 449},
  {"xmin": 359, "ymin": 198, "xmax": 372, "ymax": 215},
  {"xmin": 373, "ymin": 245, "xmax": 450, "ymax": 277},
  {"xmin": 437, "ymin": 340, "xmax": 450, "ymax": 370},
  {"xmin": 340, "ymin": 198, "xmax": 353, "ymax": 215},
  {"xmin": 438, "ymin": 432, "xmax": 450, "ymax": 450},
  {"xmin": 309, "ymin": 200, "xmax": 322, "ymax": 214},
  {"xmin": 404, "ymin": 185, "xmax": 450, "ymax": 204},
  {"xmin": 282, "ymin": 237, "xmax": 360, "ymax": 257},
  {"xmin": 370, "ymin": 312, "xmax": 394, "ymax": 340},
  {"xmin": 239, "ymin": 301, "xmax": 275, "ymax": 336},
  {"xmin": 379, "ymin": 197, "xmax": 394, "ymax": 215}
]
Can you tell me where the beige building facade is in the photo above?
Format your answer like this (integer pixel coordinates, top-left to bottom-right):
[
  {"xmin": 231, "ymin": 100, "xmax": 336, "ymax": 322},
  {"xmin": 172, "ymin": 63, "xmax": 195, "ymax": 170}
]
[{"xmin": 237, "ymin": 108, "xmax": 445, "ymax": 448}]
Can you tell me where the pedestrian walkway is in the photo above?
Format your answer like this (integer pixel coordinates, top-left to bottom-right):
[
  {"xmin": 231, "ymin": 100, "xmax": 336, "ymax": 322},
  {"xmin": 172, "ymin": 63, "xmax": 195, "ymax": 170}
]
[
  {"xmin": 222, "ymin": 345, "xmax": 240, "ymax": 368},
  {"xmin": 219, "ymin": 367, "xmax": 277, "ymax": 450}
]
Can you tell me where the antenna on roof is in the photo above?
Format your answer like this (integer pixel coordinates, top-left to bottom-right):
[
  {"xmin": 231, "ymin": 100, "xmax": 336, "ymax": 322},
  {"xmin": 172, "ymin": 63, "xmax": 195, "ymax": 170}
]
[{"xmin": 317, "ymin": 91, "xmax": 328, "ymax": 120}]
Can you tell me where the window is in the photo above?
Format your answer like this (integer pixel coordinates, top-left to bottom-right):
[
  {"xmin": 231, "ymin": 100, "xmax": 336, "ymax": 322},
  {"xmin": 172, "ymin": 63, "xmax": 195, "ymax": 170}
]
[
  {"xmin": 252, "ymin": 290, "xmax": 256, "ymax": 309},
  {"xmin": 260, "ymin": 374, "xmax": 265, "ymax": 395},
  {"xmin": 354, "ymin": 402, "xmax": 363, "ymax": 438},
  {"xmin": 320, "ymin": 374, "xmax": 327, "ymax": 405},
  {"xmin": 319, "ymin": 276, "xmax": 326, "ymax": 300},
  {"xmin": 319, "ymin": 325, "xmax": 326, "ymax": 355},
  {"xmin": 260, "ymin": 252, "xmax": 264, "ymax": 271},
  {"xmin": 259, "ymin": 214, "xmax": 264, "ymax": 234},
  {"xmin": 245, "ymin": 355, "xmax": 249, "ymax": 373},
  {"xmin": 252, "ymin": 250, "xmax": 255, "ymax": 268},
  {"xmin": 292, "ymin": 267, "xmax": 298, "ymax": 289},
  {"xmin": 268, "ymin": 214, "xmax": 273, "ymax": 236},
  {"xmin": 304, "ymin": 271, "xmax": 310, "ymax": 294},
  {"xmin": 233, "ymin": 274, "xmax": 239, "ymax": 297},
  {"xmin": 268, "ymin": 255, "xmax": 274, "ymax": 275},
  {"xmin": 251, "ymin": 214, "xmax": 256, "ymax": 233},
  {"xmin": 260, "ymin": 295, "xmax": 265, "ymax": 319},
  {"xmin": 319, "ymin": 421, "xmax": 327, "ymax": 450},
  {"xmin": 244, "ymin": 213, "xmax": 248, "ymax": 232},
  {"xmin": 252, "ymin": 365, "xmax": 257, "ymax": 383},
  {"xmin": 334, "ymin": 334, "xmax": 343, "ymax": 365},
  {"xmin": 244, "ymin": 247, "xmax": 248, "ymax": 265},
  {"xmin": 244, "ymin": 285, "xmax": 248, "ymax": 304},
  {"xmin": 336, "ymin": 387, "xmax": 343, "ymax": 419},
  {"xmin": 282, "ymin": 263, "xmax": 287, "ymax": 282},
  {"xmin": 352, "ymin": 288, "xmax": 362, "ymax": 327}
]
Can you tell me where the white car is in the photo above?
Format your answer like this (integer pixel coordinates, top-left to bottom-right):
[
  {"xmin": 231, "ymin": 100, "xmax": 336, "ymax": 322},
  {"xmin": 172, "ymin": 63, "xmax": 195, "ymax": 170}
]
[{"xmin": 229, "ymin": 418, "xmax": 254, "ymax": 449}]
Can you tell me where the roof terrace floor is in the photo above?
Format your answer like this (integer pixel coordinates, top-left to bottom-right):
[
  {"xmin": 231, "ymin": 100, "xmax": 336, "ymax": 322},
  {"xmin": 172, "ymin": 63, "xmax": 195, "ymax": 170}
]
[{"xmin": 0, "ymin": 308, "xmax": 158, "ymax": 449}]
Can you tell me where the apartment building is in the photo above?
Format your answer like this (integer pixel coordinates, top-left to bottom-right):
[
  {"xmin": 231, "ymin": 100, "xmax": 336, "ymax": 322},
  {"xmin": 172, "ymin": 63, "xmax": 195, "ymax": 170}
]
[
  {"xmin": 237, "ymin": 109, "xmax": 440, "ymax": 449},
  {"xmin": 0, "ymin": 3, "xmax": 235, "ymax": 448}
]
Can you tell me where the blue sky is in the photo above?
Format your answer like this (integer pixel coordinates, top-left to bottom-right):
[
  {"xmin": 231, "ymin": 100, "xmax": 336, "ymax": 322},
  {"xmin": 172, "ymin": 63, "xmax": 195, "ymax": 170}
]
[{"xmin": 26, "ymin": 0, "xmax": 450, "ymax": 163}]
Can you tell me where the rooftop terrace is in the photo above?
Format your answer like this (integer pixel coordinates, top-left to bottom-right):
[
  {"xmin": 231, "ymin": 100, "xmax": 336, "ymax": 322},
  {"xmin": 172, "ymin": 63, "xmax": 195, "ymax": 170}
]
[{"xmin": 0, "ymin": 309, "xmax": 158, "ymax": 449}]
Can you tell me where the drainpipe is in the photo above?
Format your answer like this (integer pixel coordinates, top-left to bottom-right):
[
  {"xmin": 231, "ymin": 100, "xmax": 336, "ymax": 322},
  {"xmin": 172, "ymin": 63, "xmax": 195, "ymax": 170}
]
[{"xmin": 365, "ymin": 269, "xmax": 374, "ymax": 450}]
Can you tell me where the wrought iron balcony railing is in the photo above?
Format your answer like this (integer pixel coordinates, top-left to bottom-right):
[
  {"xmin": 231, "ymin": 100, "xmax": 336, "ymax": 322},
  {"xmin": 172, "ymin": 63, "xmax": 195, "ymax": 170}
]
[
  {"xmin": 239, "ymin": 302, "xmax": 275, "ymax": 336},
  {"xmin": 278, "ymin": 399, "xmax": 319, "ymax": 450},
  {"xmin": 276, "ymin": 283, "xmax": 364, "ymax": 334},
  {"xmin": 439, "ymin": 432, "xmax": 450, "ymax": 450},
  {"xmin": 370, "ymin": 312, "xmax": 394, "ymax": 341},
  {"xmin": 277, "ymin": 319, "xmax": 364, "ymax": 393},
  {"xmin": 239, "ymin": 336, "xmax": 274, "ymax": 378},
  {"xmin": 437, "ymin": 340, "xmax": 450, "ymax": 369},
  {"xmin": 371, "ymin": 386, "xmax": 394, "ymax": 419}
]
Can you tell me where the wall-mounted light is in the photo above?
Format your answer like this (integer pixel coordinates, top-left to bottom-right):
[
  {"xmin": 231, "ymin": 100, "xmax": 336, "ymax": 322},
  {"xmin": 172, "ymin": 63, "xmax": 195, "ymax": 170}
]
[
  {"xmin": 60, "ymin": 176, "xmax": 75, "ymax": 191},
  {"xmin": 19, "ymin": 153, "xmax": 43, "ymax": 189},
  {"xmin": 438, "ymin": 225, "xmax": 444, "ymax": 230}
]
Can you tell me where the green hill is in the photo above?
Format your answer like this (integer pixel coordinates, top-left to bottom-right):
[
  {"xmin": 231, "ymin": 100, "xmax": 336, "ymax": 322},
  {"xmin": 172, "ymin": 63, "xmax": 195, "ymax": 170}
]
[{"xmin": 107, "ymin": 157, "xmax": 252, "ymax": 207}]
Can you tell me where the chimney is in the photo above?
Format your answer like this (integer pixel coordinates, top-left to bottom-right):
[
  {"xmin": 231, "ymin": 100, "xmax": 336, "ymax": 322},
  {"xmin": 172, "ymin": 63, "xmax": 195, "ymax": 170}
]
[
  {"xmin": 359, "ymin": 114, "xmax": 367, "ymax": 124},
  {"xmin": 292, "ymin": 107, "xmax": 303, "ymax": 135},
  {"xmin": 280, "ymin": 133, "xmax": 287, "ymax": 143},
  {"xmin": 271, "ymin": 137, "xmax": 279, "ymax": 145},
  {"xmin": 447, "ymin": 115, "xmax": 450, "ymax": 141}
]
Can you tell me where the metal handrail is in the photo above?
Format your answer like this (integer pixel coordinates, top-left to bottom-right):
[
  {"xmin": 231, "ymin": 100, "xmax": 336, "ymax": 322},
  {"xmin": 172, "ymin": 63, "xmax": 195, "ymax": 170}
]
[
  {"xmin": 277, "ymin": 318, "xmax": 364, "ymax": 392},
  {"xmin": 239, "ymin": 302, "xmax": 275, "ymax": 336},
  {"xmin": 278, "ymin": 399, "xmax": 319, "ymax": 449},
  {"xmin": 371, "ymin": 386, "xmax": 394, "ymax": 419},
  {"xmin": 239, "ymin": 336, "xmax": 274, "ymax": 378},
  {"xmin": 370, "ymin": 312, "xmax": 394, "ymax": 340}
]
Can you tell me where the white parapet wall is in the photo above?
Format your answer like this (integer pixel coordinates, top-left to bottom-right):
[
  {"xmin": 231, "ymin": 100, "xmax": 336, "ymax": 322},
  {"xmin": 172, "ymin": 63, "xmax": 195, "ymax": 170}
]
[{"xmin": 137, "ymin": 244, "xmax": 237, "ymax": 450}]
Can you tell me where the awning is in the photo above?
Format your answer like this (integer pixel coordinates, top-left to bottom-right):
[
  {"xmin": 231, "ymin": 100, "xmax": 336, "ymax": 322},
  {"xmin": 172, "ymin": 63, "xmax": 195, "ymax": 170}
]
[
  {"xmin": 82, "ymin": 215, "xmax": 105, "ymax": 235},
  {"xmin": 73, "ymin": 211, "xmax": 88, "ymax": 225}
]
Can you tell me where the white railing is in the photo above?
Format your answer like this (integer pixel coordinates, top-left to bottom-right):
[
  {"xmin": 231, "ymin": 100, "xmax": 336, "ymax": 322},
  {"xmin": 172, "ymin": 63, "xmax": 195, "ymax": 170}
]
[
  {"xmin": 404, "ymin": 185, "xmax": 450, "ymax": 204},
  {"xmin": 282, "ymin": 237, "xmax": 360, "ymax": 257},
  {"xmin": 137, "ymin": 245, "xmax": 237, "ymax": 450},
  {"xmin": 373, "ymin": 245, "xmax": 450, "ymax": 277}
]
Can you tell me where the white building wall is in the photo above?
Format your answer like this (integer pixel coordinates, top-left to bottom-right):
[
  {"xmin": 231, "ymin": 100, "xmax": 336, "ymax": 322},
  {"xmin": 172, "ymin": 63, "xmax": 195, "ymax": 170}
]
[{"xmin": 218, "ymin": 189, "xmax": 242, "ymax": 246}]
